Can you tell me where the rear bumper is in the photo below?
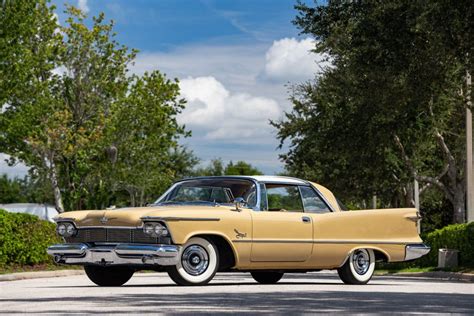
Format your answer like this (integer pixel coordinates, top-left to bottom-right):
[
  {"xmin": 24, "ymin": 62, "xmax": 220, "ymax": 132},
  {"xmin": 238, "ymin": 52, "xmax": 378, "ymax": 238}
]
[
  {"xmin": 47, "ymin": 243, "xmax": 180, "ymax": 266},
  {"xmin": 405, "ymin": 243, "xmax": 431, "ymax": 261}
]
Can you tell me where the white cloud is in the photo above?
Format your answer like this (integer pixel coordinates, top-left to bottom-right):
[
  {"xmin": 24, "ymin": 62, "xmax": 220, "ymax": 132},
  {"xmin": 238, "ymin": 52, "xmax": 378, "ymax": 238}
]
[
  {"xmin": 179, "ymin": 76, "xmax": 280, "ymax": 141},
  {"xmin": 264, "ymin": 37, "xmax": 327, "ymax": 82},
  {"xmin": 0, "ymin": 154, "xmax": 29, "ymax": 178},
  {"xmin": 78, "ymin": 0, "xmax": 90, "ymax": 14}
]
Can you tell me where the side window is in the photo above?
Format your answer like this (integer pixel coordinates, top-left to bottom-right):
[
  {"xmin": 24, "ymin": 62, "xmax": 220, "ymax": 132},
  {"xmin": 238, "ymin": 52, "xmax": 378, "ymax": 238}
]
[
  {"xmin": 266, "ymin": 184, "xmax": 304, "ymax": 212},
  {"xmin": 299, "ymin": 186, "xmax": 331, "ymax": 214}
]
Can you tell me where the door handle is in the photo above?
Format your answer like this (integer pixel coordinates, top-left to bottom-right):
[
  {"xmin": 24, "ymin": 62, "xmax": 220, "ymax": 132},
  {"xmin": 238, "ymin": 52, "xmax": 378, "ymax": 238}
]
[{"xmin": 302, "ymin": 216, "xmax": 311, "ymax": 223}]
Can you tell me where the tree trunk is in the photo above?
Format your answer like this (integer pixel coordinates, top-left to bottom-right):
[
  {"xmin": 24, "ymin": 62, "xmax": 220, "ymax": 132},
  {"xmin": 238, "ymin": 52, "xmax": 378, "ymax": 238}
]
[
  {"xmin": 128, "ymin": 188, "xmax": 136, "ymax": 207},
  {"xmin": 47, "ymin": 157, "xmax": 64, "ymax": 213},
  {"xmin": 452, "ymin": 189, "xmax": 466, "ymax": 223}
]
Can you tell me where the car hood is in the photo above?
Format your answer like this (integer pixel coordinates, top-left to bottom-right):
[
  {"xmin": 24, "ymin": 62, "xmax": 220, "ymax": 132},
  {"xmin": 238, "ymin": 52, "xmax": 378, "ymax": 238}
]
[{"xmin": 55, "ymin": 205, "xmax": 232, "ymax": 227}]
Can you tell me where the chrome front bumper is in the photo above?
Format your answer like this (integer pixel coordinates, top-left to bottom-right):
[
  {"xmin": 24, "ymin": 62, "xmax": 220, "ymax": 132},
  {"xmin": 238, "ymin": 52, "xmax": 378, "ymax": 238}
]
[
  {"xmin": 47, "ymin": 243, "xmax": 180, "ymax": 266},
  {"xmin": 405, "ymin": 244, "xmax": 431, "ymax": 261}
]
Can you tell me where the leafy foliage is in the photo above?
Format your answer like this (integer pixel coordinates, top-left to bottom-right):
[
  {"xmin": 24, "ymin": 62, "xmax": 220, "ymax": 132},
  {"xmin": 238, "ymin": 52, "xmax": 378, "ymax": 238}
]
[
  {"xmin": 194, "ymin": 159, "xmax": 263, "ymax": 176},
  {"xmin": 0, "ymin": 3, "xmax": 197, "ymax": 210},
  {"xmin": 273, "ymin": 0, "xmax": 472, "ymax": 222},
  {"xmin": 0, "ymin": 175, "xmax": 53, "ymax": 204},
  {"xmin": 0, "ymin": 209, "xmax": 61, "ymax": 266},
  {"xmin": 383, "ymin": 222, "xmax": 474, "ymax": 269}
]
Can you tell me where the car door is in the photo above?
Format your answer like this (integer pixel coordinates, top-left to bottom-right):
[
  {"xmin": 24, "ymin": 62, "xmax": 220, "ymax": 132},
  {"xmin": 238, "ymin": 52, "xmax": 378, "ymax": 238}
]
[{"xmin": 250, "ymin": 184, "xmax": 313, "ymax": 262}]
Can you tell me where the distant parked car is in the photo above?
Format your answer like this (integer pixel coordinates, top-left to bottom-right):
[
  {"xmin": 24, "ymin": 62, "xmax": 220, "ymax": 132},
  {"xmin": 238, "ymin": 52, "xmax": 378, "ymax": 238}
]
[
  {"xmin": 1, "ymin": 203, "xmax": 58, "ymax": 222},
  {"xmin": 47, "ymin": 176, "xmax": 430, "ymax": 286}
]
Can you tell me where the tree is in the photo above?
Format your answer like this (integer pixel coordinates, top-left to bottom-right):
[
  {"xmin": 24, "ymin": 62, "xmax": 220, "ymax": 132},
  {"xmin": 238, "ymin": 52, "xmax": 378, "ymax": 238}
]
[
  {"xmin": 273, "ymin": 0, "xmax": 472, "ymax": 222},
  {"xmin": 194, "ymin": 159, "xmax": 225, "ymax": 176},
  {"xmin": 194, "ymin": 159, "xmax": 263, "ymax": 176},
  {"xmin": 0, "ymin": 4, "xmax": 196, "ymax": 211},
  {"xmin": 0, "ymin": 174, "xmax": 53, "ymax": 204},
  {"xmin": 224, "ymin": 161, "xmax": 263, "ymax": 176}
]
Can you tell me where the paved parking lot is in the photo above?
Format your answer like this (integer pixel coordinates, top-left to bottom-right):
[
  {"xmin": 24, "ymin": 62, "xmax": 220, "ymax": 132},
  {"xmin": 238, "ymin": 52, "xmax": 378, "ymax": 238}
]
[{"xmin": 1, "ymin": 271, "xmax": 473, "ymax": 314}]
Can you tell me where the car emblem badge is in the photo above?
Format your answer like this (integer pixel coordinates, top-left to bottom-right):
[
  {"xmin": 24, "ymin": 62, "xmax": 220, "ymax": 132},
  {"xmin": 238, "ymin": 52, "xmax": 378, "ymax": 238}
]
[{"xmin": 234, "ymin": 229, "xmax": 247, "ymax": 239}]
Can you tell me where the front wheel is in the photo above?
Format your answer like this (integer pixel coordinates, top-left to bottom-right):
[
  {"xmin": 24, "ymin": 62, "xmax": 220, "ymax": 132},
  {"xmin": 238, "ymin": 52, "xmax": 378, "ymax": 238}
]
[
  {"xmin": 251, "ymin": 272, "xmax": 284, "ymax": 284},
  {"xmin": 84, "ymin": 265, "xmax": 134, "ymax": 286},
  {"xmin": 337, "ymin": 248, "xmax": 375, "ymax": 285},
  {"xmin": 167, "ymin": 237, "xmax": 219, "ymax": 286}
]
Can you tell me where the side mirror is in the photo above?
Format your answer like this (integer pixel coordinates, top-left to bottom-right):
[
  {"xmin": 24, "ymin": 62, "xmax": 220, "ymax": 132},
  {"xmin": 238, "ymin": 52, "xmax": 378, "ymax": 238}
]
[{"xmin": 234, "ymin": 197, "xmax": 246, "ymax": 212}]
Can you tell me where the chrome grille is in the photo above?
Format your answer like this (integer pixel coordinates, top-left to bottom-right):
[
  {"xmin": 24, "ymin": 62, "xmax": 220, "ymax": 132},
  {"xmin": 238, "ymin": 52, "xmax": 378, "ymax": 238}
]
[{"xmin": 65, "ymin": 228, "xmax": 171, "ymax": 245}]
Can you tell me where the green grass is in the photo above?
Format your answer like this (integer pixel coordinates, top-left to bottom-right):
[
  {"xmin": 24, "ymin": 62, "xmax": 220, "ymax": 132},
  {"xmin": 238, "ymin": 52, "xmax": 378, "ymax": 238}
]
[
  {"xmin": 375, "ymin": 266, "xmax": 474, "ymax": 275},
  {"xmin": 0, "ymin": 263, "xmax": 82, "ymax": 275}
]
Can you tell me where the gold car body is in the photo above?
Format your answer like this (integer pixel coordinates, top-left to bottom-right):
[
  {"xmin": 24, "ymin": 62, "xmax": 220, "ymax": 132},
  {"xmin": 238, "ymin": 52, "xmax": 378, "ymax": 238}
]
[{"xmin": 49, "ymin": 176, "xmax": 428, "ymax": 270}]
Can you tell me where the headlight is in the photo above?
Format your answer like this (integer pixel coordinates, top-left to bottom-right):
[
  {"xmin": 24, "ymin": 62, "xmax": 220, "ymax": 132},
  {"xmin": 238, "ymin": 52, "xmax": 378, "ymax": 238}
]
[
  {"xmin": 57, "ymin": 224, "xmax": 66, "ymax": 236},
  {"xmin": 56, "ymin": 222, "xmax": 76, "ymax": 237},
  {"xmin": 66, "ymin": 224, "xmax": 76, "ymax": 237},
  {"xmin": 143, "ymin": 222, "xmax": 169, "ymax": 237},
  {"xmin": 144, "ymin": 223, "xmax": 154, "ymax": 235}
]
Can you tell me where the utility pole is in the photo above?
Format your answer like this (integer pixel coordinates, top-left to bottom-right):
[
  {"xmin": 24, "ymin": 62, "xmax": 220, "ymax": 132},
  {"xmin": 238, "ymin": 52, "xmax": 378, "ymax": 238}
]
[{"xmin": 467, "ymin": 70, "xmax": 473, "ymax": 222}]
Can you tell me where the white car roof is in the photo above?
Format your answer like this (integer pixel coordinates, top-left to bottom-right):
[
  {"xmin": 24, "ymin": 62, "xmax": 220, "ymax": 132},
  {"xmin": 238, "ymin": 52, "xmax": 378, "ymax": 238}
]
[{"xmin": 184, "ymin": 175, "xmax": 309, "ymax": 185}]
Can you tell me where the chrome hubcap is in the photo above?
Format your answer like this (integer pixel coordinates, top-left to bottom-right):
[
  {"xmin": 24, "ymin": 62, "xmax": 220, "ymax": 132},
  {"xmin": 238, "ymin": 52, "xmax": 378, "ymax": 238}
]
[
  {"xmin": 352, "ymin": 250, "xmax": 370, "ymax": 275},
  {"xmin": 181, "ymin": 245, "xmax": 209, "ymax": 276}
]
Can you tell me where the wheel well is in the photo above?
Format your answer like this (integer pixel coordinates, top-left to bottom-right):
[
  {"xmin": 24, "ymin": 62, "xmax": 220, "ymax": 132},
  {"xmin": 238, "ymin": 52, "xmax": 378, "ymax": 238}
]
[
  {"xmin": 196, "ymin": 234, "xmax": 236, "ymax": 271},
  {"xmin": 373, "ymin": 249, "xmax": 389, "ymax": 262}
]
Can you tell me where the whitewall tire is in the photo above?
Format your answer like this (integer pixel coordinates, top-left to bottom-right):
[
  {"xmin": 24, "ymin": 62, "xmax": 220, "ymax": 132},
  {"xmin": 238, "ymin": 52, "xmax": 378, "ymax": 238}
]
[
  {"xmin": 337, "ymin": 248, "xmax": 375, "ymax": 285},
  {"xmin": 167, "ymin": 237, "xmax": 219, "ymax": 286}
]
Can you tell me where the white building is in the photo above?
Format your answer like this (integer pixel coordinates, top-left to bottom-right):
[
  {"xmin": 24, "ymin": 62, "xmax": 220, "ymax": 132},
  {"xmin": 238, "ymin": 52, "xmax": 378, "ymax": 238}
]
[{"xmin": 0, "ymin": 203, "xmax": 58, "ymax": 222}]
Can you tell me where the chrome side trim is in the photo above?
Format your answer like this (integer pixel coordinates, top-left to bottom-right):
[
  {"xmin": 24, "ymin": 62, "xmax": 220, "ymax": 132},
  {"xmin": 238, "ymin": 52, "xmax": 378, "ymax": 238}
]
[
  {"xmin": 233, "ymin": 239, "xmax": 313, "ymax": 244},
  {"xmin": 141, "ymin": 216, "xmax": 220, "ymax": 222},
  {"xmin": 232, "ymin": 239, "xmax": 413, "ymax": 245},
  {"xmin": 405, "ymin": 244, "xmax": 431, "ymax": 261},
  {"xmin": 314, "ymin": 240, "xmax": 411, "ymax": 245},
  {"xmin": 47, "ymin": 243, "xmax": 180, "ymax": 266}
]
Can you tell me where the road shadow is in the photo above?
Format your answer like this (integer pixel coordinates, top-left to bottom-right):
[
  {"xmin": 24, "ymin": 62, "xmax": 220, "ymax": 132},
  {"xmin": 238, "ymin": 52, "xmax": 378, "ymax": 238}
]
[{"xmin": 1, "ymin": 290, "xmax": 473, "ymax": 314}]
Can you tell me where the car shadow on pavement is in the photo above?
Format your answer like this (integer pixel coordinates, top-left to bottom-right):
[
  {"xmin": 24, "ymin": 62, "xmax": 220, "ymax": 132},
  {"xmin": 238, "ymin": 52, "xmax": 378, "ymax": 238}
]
[{"xmin": 1, "ymin": 290, "xmax": 473, "ymax": 314}]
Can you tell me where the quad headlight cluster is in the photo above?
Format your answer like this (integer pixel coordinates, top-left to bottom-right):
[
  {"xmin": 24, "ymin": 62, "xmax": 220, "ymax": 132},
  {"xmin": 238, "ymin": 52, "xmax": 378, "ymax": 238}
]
[
  {"xmin": 143, "ymin": 222, "xmax": 169, "ymax": 237},
  {"xmin": 56, "ymin": 222, "xmax": 77, "ymax": 237}
]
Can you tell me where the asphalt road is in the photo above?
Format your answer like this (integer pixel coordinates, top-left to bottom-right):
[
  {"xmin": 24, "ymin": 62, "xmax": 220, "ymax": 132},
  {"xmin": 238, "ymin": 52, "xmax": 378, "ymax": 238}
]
[{"xmin": 1, "ymin": 271, "xmax": 473, "ymax": 314}]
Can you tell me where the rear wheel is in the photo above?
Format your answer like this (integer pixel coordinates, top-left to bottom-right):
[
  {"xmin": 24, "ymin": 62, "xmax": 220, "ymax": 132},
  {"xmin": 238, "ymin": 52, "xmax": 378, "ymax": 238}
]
[
  {"xmin": 167, "ymin": 237, "xmax": 219, "ymax": 286},
  {"xmin": 337, "ymin": 249, "xmax": 375, "ymax": 285},
  {"xmin": 84, "ymin": 265, "xmax": 134, "ymax": 286},
  {"xmin": 251, "ymin": 272, "xmax": 284, "ymax": 284}
]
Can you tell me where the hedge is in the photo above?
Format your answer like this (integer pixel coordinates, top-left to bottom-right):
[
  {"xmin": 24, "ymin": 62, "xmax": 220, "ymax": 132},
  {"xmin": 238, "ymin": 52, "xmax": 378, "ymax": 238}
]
[
  {"xmin": 0, "ymin": 209, "xmax": 61, "ymax": 266},
  {"xmin": 381, "ymin": 221, "xmax": 474, "ymax": 269},
  {"xmin": 419, "ymin": 221, "xmax": 474, "ymax": 267}
]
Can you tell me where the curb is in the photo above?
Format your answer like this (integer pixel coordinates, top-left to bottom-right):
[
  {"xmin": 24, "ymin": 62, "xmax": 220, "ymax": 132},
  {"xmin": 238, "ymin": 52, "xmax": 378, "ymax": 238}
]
[
  {"xmin": 0, "ymin": 269, "xmax": 85, "ymax": 282},
  {"xmin": 378, "ymin": 271, "xmax": 474, "ymax": 282}
]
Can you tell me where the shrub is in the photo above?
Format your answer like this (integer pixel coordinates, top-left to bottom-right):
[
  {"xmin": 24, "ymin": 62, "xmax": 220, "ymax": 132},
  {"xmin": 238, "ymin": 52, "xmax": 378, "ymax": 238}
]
[
  {"xmin": 420, "ymin": 222, "xmax": 474, "ymax": 267},
  {"xmin": 0, "ymin": 209, "xmax": 60, "ymax": 266},
  {"xmin": 380, "ymin": 222, "xmax": 474, "ymax": 269}
]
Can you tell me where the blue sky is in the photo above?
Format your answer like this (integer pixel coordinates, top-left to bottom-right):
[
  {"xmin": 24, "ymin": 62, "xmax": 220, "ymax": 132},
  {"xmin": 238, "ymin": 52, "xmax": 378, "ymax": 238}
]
[{"xmin": 1, "ymin": 0, "xmax": 326, "ymax": 177}]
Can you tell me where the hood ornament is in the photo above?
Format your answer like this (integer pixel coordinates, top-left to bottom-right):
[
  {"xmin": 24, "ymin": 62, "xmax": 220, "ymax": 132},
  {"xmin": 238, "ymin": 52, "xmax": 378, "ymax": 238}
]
[{"xmin": 99, "ymin": 213, "xmax": 117, "ymax": 225}]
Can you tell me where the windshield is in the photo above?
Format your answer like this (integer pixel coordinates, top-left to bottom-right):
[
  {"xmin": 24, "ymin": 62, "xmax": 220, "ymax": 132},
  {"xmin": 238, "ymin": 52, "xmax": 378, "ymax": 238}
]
[{"xmin": 155, "ymin": 178, "xmax": 257, "ymax": 207}]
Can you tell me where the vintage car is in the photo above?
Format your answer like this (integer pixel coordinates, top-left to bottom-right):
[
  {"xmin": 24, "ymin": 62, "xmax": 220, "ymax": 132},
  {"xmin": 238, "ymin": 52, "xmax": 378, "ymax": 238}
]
[{"xmin": 47, "ymin": 176, "xmax": 430, "ymax": 286}]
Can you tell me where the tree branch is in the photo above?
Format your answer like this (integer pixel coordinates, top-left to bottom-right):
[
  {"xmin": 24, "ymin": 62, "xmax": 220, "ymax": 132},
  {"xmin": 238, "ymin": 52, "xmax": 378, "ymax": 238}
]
[{"xmin": 393, "ymin": 134, "xmax": 453, "ymax": 202}]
